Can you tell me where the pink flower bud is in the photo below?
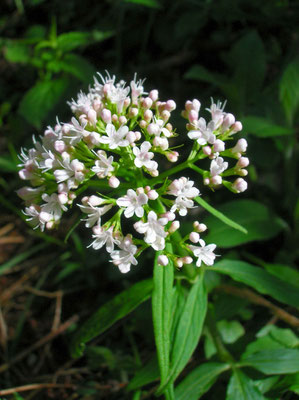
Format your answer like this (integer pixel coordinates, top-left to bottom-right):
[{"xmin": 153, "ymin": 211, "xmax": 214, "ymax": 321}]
[
  {"xmin": 198, "ymin": 223, "xmax": 207, "ymax": 232},
  {"xmin": 166, "ymin": 123, "xmax": 173, "ymax": 131},
  {"xmin": 54, "ymin": 140, "xmax": 66, "ymax": 153},
  {"xmin": 101, "ymin": 109, "xmax": 111, "ymax": 124},
  {"xmin": 231, "ymin": 121, "xmax": 243, "ymax": 133},
  {"xmin": 112, "ymin": 114, "xmax": 118, "ymax": 123},
  {"xmin": 88, "ymin": 109, "xmax": 97, "ymax": 126},
  {"xmin": 232, "ymin": 138, "xmax": 248, "ymax": 153},
  {"xmin": 46, "ymin": 221, "xmax": 55, "ymax": 230},
  {"xmin": 182, "ymin": 256, "xmax": 193, "ymax": 265},
  {"xmin": 166, "ymin": 151, "xmax": 178, "ymax": 162},
  {"xmin": 169, "ymin": 220, "xmax": 180, "ymax": 233},
  {"xmin": 211, "ymin": 175, "xmax": 222, "ymax": 185},
  {"xmin": 93, "ymin": 99, "xmax": 102, "ymax": 111},
  {"xmin": 185, "ymin": 100, "xmax": 193, "ymax": 111},
  {"xmin": 188, "ymin": 110, "xmax": 198, "ymax": 123},
  {"xmin": 119, "ymin": 116, "xmax": 127, "ymax": 125},
  {"xmin": 149, "ymin": 89, "xmax": 159, "ymax": 102},
  {"xmin": 148, "ymin": 189, "xmax": 159, "ymax": 200},
  {"xmin": 149, "ymin": 169, "xmax": 159, "ymax": 177},
  {"xmin": 129, "ymin": 107, "xmax": 138, "ymax": 118},
  {"xmin": 192, "ymin": 99, "xmax": 201, "ymax": 112},
  {"xmin": 161, "ymin": 211, "xmax": 176, "ymax": 221},
  {"xmin": 139, "ymin": 120, "xmax": 147, "ymax": 129},
  {"xmin": 79, "ymin": 114, "xmax": 88, "ymax": 125},
  {"xmin": 232, "ymin": 178, "xmax": 248, "ymax": 193},
  {"xmin": 166, "ymin": 100, "xmax": 176, "ymax": 111},
  {"xmin": 136, "ymin": 187, "xmax": 145, "ymax": 195},
  {"xmin": 62, "ymin": 124, "xmax": 70, "ymax": 134},
  {"xmin": 189, "ymin": 232, "xmax": 200, "ymax": 243},
  {"xmin": 204, "ymin": 178, "xmax": 210, "ymax": 185},
  {"xmin": 236, "ymin": 157, "xmax": 249, "ymax": 168},
  {"xmin": 239, "ymin": 169, "xmax": 248, "ymax": 176},
  {"xmin": 126, "ymin": 131, "xmax": 136, "ymax": 144},
  {"xmin": 175, "ymin": 258, "xmax": 184, "ymax": 268},
  {"xmin": 213, "ymin": 139, "xmax": 225, "ymax": 153},
  {"xmin": 142, "ymin": 97, "xmax": 153, "ymax": 109},
  {"xmin": 158, "ymin": 255, "xmax": 169, "ymax": 266},
  {"xmin": 203, "ymin": 146, "xmax": 212, "ymax": 156},
  {"xmin": 161, "ymin": 110, "xmax": 170, "ymax": 122},
  {"xmin": 222, "ymin": 113, "xmax": 235, "ymax": 130},
  {"xmin": 108, "ymin": 176, "xmax": 120, "ymax": 188},
  {"xmin": 124, "ymin": 97, "xmax": 131, "ymax": 109},
  {"xmin": 135, "ymin": 131, "xmax": 142, "ymax": 141},
  {"xmin": 89, "ymin": 195, "xmax": 104, "ymax": 206},
  {"xmin": 144, "ymin": 109, "xmax": 153, "ymax": 122}
]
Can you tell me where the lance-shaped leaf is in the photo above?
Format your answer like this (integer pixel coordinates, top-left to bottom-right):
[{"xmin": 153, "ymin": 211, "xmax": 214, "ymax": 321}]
[
  {"xmin": 152, "ymin": 244, "xmax": 174, "ymax": 387},
  {"xmin": 157, "ymin": 271, "xmax": 208, "ymax": 394},
  {"xmin": 240, "ymin": 349, "xmax": 299, "ymax": 374},
  {"xmin": 175, "ymin": 362, "xmax": 229, "ymax": 400},
  {"xmin": 70, "ymin": 278, "xmax": 153, "ymax": 358},
  {"xmin": 195, "ymin": 197, "xmax": 247, "ymax": 234},
  {"xmin": 212, "ymin": 260, "xmax": 299, "ymax": 308}
]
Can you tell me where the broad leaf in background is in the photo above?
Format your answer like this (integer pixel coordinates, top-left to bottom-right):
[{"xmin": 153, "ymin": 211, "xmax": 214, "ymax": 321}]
[
  {"xmin": 195, "ymin": 197, "xmax": 247, "ymax": 234},
  {"xmin": 18, "ymin": 78, "xmax": 70, "ymax": 128},
  {"xmin": 175, "ymin": 363, "xmax": 229, "ymax": 400},
  {"xmin": 54, "ymin": 53, "xmax": 96, "ymax": 83},
  {"xmin": 279, "ymin": 58, "xmax": 299, "ymax": 125},
  {"xmin": 212, "ymin": 260, "xmax": 299, "ymax": 308},
  {"xmin": 226, "ymin": 370, "xmax": 265, "ymax": 400},
  {"xmin": 124, "ymin": 0, "xmax": 161, "ymax": 8},
  {"xmin": 4, "ymin": 41, "xmax": 31, "ymax": 63},
  {"xmin": 126, "ymin": 355, "xmax": 159, "ymax": 391},
  {"xmin": 242, "ymin": 116, "xmax": 294, "ymax": 137},
  {"xmin": 152, "ymin": 247, "xmax": 174, "ymax": 387},
  {"xmin": 56, "ymin": 30, "xmax": 114, "ymax": 52},
  {"xmin": 241, "ymin": 349, "xmax": 299, "ymax": 374},
  {"xmin": 204, "ymin": 200, "xmax": 286, "ymax": 248},
  {"xmin": 70, "ymin": 278, "xmax": 153, "ymax": 358},
  {"xmin": 157, "ymin": 271, "xmax": 207, "ymax": 393},
  {"xmin": 264, "ymin": 263, "xmax": 299, "ymax": 288}
]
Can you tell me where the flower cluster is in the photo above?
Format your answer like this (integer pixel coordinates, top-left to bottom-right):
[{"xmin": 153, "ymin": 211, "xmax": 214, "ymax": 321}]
[{"xmin": 17, "ymin": 72, "xmax": 249, "ymax": 273}]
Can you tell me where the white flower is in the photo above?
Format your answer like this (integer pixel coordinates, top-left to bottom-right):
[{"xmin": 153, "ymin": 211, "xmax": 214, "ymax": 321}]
[
  {"xmin": 168, "ymin": 177, "xmax": 199, "ymax": 216},
  {"xmin": 63, "ymin": 117, "xmax": 88, "ymax": 145},
  {"xmin": 168, "ymin": 177, "xmax": 199, "ymax": 198},
  {"xmin": 147, "ymin": 117, "xmax": 171, "ymax": 137},
  {"xmin": 99, "ymin": 123, "xmax": 129, "ymax": 149},
  {"xmin": 23, "ymin": 205, "xmax": 45, "ymax": 231},
  {"xmin": 91, "ymin": 150, "xmax": 114, "ymax": 178},
  {"xmin": 116, "ymin": 189, "xmax": 148, "ymax": 218},
  {"xmin": 133, "ymin": 141, "xmax": 158, "ymax": 171},
  {"xmin": 67, "ymin": 91, "xmax": 93, "ymax": 115},
  {"xmin": 134, "ymin": 211, "xmax": 167, "ymax": 250},
  {"xmin": 110, "ymin": 236, "xmax": 138, "ymax": 273},
  {"xmin": 40, "ymin": 193, "xmax": 67, "ymax": 224},
  {"xmin": 206, "ymin": 99, "xmax": 226, "ymax": 128},
  {"xmin": 78, "ymin": 201, "xmax": 113, "ymax": 228},
  {"xmin": 189, "ymin": 239, "xmax": 217, "ymax": 267},
  {"xmin": 54, "ymin": 153, "xmax": 85, "ymax": 189},
  {"xmin": 17, "ymin": 186, "xmax": 44, "ymax": 204},
  {"xmin": 210, "ymin": 157, "xmax": 228, "ymax": 176},
  {"xmin": 188, "ymin": 117, "xmax": 216, "ymax": 145},
  {"xmin": 89, "ymin": 226, "xmax": 118, "ymax": 253},
  {"xmin": 130, "ymin": 73, "xmax": 146, "ymax": 103}
]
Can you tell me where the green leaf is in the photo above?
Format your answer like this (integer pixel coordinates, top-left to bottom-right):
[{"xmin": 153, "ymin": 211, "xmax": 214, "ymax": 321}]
[
  {"xmin": 280, "ymin": 59, "xmax": 299, "ymax": 124},
  {"xmin": 254, "ymin": 376, "xmax": 280, "ymax": 394},
  {"xmin": 18, "ymin": 79, "xmax": 69, "ymax": 128},
  {"xmin": 157, "ymin": 271, "xmax": 208, "ymax": 393},
  {"xmin": 226, "ymin": 370, "xmax": 265, "ymax": 400},
  {"xmin": 242, "ymin": 116, "xmax": 293, "ymax": 137},
  {"xmin": 264, "ymin": 263, "xmax": 299, "ymax": 288},
  {"xmin": 4, "ymin": 41, "xmax": 31, "ymax": 63},
  {"xmin": 127, "ymin": 355, "xmax": 159, "ymax": 391},
  {"xmin": 152, "ymin": 244, "xmax": 174, "ymax": 387},
  {"xmin": 54, "ymin": 53, "xmax": 96, "ymax": 83},
  {"xmin": 217, "ymin": 320, "xmax": 245, "ymax": 344},
  {"xmin": 212, "ymin": 259, "xmax": 299, "ymax": 308},
  {"xmin": 195, "ymin": 197, "xmax": 247, "ymax": 234},
  {"xmin": 203, "ymin": 200, "xmax": 286, "ymax": 248},
  {"xmin": 241, "ymin": 349, "xmax": 299, "ymax": 374},
  {"xmin": 124, "ymin": 0, "xmax": 161, "ymax": 8},
  {"xmin": 70, "ymin": 279, "xmax": 153, "ymax": 358},
  {"xmin": 257, "ymin": 325, "xmax": 299, "ymax": 348},
  {"xmin": 184, "ymin": 65, "xmax": 225, "ymax": 86},
  {"xmin": 0, "ymin": 155, "xmax": 18, "ymax": 172},
  {"xmin": 56, "ymin": 30, "xmax": 114, "ymax": 52},
  {"xmin": 175, "ymin": 362, "xmax": 229, "ymax": 400}
]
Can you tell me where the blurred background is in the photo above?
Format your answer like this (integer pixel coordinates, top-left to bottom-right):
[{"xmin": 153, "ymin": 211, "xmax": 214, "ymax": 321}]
[{"xmin": 0, "ymin": 0, "xmax": 298, "ymax": 398}]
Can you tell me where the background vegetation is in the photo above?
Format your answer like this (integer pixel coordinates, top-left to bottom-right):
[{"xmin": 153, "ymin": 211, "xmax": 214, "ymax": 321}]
[{"xmin": 0, "ymin": 0, "xmax": 298, "ymax": 398}]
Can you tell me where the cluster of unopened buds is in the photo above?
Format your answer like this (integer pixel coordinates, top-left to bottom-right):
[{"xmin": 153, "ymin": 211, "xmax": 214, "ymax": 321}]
[{"xmin": 17, "ymin": 72, "xmax": 249, "ymax": 273}]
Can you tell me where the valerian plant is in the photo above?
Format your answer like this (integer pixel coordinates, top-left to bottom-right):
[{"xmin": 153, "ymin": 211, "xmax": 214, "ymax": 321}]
[{"xmin": 17, "ymin": 72, "xmax": 250, "ymax": 398}]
